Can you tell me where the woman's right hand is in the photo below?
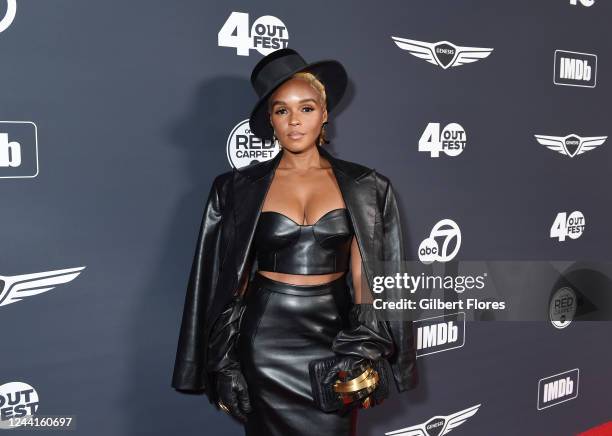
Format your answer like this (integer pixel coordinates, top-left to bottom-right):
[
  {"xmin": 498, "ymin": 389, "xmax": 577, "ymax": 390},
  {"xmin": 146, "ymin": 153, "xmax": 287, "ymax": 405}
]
[{"xmin": 215, "ymin": 366, "xmax": 252, "ymax": 422}]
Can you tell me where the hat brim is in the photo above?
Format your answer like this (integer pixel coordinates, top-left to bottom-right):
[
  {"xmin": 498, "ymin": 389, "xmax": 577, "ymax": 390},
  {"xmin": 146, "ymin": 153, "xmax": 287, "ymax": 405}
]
[{"xmin": 249, "ymin": 59, "xmax": 347, "ymax": 140}]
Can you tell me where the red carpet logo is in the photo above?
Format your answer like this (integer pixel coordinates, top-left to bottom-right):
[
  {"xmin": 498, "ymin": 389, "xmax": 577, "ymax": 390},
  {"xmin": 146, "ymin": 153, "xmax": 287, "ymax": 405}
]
[
  {"xmin": 0, "ymin": 267, "xmax": 85, "ymax": 307},
  {"xmin": 549, "ymin": 287, "xmax": 577, "ymax": 329},
  {"xmin": 226, "ymin": 119, "xmax": 280, "ymax": 168},
  {"xmin": 391, "ymin": 36, "xmax": 493, "ymax": 69}
]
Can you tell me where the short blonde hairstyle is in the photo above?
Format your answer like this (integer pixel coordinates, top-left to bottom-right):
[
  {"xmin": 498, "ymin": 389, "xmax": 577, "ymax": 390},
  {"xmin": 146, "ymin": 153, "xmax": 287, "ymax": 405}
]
[{"xmin": 268, "ymin": 71, "xmax": 329, "ymax": 145}]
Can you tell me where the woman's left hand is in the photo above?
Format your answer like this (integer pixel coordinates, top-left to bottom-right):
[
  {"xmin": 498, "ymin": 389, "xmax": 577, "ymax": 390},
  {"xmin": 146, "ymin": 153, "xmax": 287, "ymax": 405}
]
[
  {"xmin": 322, "ymin": 356, "xmax": 384, "ymax": 411},
  {"xmin": 322, "ymin": 355, "xmax": 367, "ymax": 386}
]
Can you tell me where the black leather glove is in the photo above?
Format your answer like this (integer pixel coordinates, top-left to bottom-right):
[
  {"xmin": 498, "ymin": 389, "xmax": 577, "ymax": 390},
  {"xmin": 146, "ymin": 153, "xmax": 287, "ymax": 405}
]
[
  {"xmin": 207, "ymin": 295, "xmax": 252, "ymax": 422},
  {"xmin": 322, "ymin": 304, "xmax": 395, "ymax": 408},
  {"xmin": 214, "ymin": 366, "xmax": 251, "ymax": 421}
]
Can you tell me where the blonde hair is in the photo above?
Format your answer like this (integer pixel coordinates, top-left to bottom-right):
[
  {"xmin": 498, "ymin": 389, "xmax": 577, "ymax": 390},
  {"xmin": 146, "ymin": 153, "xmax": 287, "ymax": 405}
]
[{"xmin": 268, "ymin": 71, "xmax": 329, "ymax": 146}]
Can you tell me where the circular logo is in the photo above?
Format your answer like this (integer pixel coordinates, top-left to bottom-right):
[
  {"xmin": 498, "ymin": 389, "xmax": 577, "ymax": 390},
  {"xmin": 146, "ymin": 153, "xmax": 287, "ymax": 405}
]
[
  {"xmin": 0, "ymin": 0, "xmax": 17, "ymax": 33},
  {"xmin": 441, "ymin": 123, "xmax": 466, "ymax": 157},
  {"xmin": 251, "ymin": 15, "xmax": 289, "ymax": 56},
  {"xmin": 549, "ymin": 286, "xmax": 577, "ymax": 329},
  {"xmin": 226, "ymin": 119, "xmax": 280, "ymax": 169},
  {"xmin": 0, "ymin": 381, "xmax": 39, "ymax": 429},
  {"xmin": 419, "ymin": 219, "xmax": 461, "ymax": 264},
  {"xmin": 566, "ymin": 211, "xmax": 585, "ymax": 240}
]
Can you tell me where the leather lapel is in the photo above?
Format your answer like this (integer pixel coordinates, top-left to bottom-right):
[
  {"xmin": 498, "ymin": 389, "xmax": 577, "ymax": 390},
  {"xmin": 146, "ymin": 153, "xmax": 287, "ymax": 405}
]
[
  {"xmin": 231, "ymin": 150, "xmax": 284, "ymax": 284},
  {"xmin": 231, "ymin": 145, "xmax": 376, "ymax": 286},
  {"xmin": 318, "ymin": 146, "xmax": 376, "ymax": 277}
]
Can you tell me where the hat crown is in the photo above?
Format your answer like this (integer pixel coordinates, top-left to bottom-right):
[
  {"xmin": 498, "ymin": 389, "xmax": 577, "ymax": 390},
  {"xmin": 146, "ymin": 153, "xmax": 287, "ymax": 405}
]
[
  {"xmin": 248, "ymin": 48, "xmax": 347, "ymax": 140},
  {"xmin": 250, "ymin": 48, "xmax": 309, "ymax": 97}
]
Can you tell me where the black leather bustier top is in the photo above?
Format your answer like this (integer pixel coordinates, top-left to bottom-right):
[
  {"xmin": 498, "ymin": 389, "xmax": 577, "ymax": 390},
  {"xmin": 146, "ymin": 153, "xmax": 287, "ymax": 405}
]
[{"xmin": 254, "ymin": 208, "xmax": 354, "ymax": 275}]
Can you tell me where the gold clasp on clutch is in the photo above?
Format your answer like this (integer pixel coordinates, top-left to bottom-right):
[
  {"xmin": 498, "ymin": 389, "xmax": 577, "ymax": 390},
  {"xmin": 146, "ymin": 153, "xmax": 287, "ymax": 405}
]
[{"xmin": 333, "ymin": 366, "xmax": 380, "ymax": 404}]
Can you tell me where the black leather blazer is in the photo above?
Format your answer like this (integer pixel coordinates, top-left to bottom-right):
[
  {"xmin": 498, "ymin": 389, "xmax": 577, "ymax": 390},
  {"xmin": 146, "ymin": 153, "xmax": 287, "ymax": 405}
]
[{"xmin": 172, "ymin": 145, "xmax": 418, "ymax": 402}]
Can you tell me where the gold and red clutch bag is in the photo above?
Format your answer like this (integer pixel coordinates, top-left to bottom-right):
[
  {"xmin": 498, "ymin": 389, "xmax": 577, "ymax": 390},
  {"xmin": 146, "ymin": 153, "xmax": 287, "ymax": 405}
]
[{"xmin": 308, "ymin": 357, "xmax": 390, "ymax": 413}]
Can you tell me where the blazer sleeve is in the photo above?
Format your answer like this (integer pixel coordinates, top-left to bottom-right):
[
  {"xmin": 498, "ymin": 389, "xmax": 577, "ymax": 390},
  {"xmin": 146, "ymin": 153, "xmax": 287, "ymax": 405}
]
[
  {"xmin": 380, "ymin": 178, "xmax": 419, "ymax": 393},
  {"xmin": 172, "ymin": 175, "xmax": 225, "ymax": 393}
]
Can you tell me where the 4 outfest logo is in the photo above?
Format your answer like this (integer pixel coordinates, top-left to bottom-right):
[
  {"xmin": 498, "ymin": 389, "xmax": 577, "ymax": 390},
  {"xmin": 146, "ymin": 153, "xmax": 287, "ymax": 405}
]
[
  {"xmin": 226, "ymin": 119, "xmax": 280, "ymax": 169},
  {"xmin": 419, "ymin": 123, "xmax": 466, "ymax": 158},
  {"xmin": 385, "ymin": 404, "xmax": 481, "ymax": 436},
  {"xmin": 550, "ymin": 211, "xmax": 585, "ymax": 242},
  {"xmin": 0, "ymin": 381, "xmax": 39, "ymax": 429},
  {"xmin": 391, "ymin": 36, "xmax": 493, "ymax": 69},
  {"xmin": 534, "ymin": 133, "xmax": 607, "ymax": 158},
  {"xmin": 218, "ymin": 12, "xmax": 289, "ymax": 56}
]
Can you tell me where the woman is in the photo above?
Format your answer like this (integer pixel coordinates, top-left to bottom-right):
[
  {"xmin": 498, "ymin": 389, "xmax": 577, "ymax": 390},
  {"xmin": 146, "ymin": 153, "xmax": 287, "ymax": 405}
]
[{"xmin": 172, "ymin": 48, "xmax": 418, "ymax": 436}]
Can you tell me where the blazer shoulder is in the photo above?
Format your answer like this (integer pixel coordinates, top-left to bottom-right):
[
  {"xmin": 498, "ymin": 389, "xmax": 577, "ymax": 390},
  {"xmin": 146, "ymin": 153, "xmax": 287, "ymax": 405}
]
[
  {"xmin": 208, "ymin": 169, "xmax": 234, "ymax": 209},
  {"xmin": 372, "ymin": 169, "xmax": 394, "ymax": 194},
  {"xmin": 233, "ymin": 157, "xmax": 277, "ymax": 181},
  {"xmin": 212, "ymin": 169, "xmax": 234, "ymax": 188},
  {"xmin": 373, "ymin": 170, "xmax": 391, "ymax": 185},
  {"xmin": 371, "ymin": 170, "xmax": 397, "ymax": 212},
  {"xmin": 331, "ymin": 155, "xmax": 374, "ymax": 181}
]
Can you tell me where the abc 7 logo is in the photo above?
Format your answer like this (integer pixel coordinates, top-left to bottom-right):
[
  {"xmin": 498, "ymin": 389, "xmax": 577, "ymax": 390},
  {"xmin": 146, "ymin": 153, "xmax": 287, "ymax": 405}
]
[{"xmin": 418, "ymin": 219, "xmax": 461, "ymax": 264}]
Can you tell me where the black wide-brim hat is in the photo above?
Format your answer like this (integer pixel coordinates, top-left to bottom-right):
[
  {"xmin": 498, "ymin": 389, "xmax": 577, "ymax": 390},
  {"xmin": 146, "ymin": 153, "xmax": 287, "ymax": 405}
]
[{"xmin": 249, "ymin": 48, "xmax": 348, "ymax": 140}]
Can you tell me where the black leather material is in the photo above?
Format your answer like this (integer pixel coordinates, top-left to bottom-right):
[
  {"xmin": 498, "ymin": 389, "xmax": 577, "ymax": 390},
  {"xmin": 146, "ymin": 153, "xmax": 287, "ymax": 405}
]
[
  {"xmin": 310, "ymin": 355, "xmax": 390, "ymax": 413},
  {"xmin": 237, "ymin": 273, "xmax": 355, "ymax": 436},
  {"xmin": 206, "ymin": 295, "xmax": 245, "ymax": 373},
  {"xmin": 330, "ymin": 304, "xmax": 396, "ymax": 362},
  {"xmin": 172, "ymin": 145, "xmax": 418, "ymax": 402},
  {"xmin": 321, "ymin": 304, "xmax": 395, "ymax": 402},
  {"xmin": 254, "ymin": 208, "xmax": 353, "ymax": 275},
  {"xmin": 206, "ymin": 296, "xmax": 252, "ymax": 421},
  {"xmin": 215, "ymin": 367, "xmax": 252, "ymax": 422}
]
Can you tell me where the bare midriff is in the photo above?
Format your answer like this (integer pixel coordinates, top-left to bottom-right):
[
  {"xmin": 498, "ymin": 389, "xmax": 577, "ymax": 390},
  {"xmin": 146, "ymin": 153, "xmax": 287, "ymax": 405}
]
[{"xmin": 257, "ymin": 270, "xmax": 346, "ymax": 285}]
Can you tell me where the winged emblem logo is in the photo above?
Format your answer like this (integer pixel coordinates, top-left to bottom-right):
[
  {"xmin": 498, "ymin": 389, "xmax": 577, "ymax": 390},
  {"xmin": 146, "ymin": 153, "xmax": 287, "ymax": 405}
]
[
  {"xmin": 385, "ymin": 404, "xmax": 481, "ymax": 436},
  {"xmin": 0, "ymin": 267, "xmax": 85, "ymax": 307},
  {"xmin": 391, "ymin": 36, "xmax": 493, "ymax": 69},
  {"xmin": 534, "ymin": 134, "xmax": 607, "ymax": 158}
]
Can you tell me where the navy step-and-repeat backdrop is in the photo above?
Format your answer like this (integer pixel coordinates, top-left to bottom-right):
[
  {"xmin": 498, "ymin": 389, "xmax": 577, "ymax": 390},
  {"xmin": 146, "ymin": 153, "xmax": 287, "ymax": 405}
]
[{"xmin": 1, "ymin": 1, "xmax": 610, "ymax": 435}]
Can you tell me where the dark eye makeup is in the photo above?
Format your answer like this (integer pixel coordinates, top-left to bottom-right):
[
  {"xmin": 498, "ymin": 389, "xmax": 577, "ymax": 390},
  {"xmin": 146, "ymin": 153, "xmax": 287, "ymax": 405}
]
[{"xmin": 274, "ymin": 106, "xmax": 315, "ymax": 115}]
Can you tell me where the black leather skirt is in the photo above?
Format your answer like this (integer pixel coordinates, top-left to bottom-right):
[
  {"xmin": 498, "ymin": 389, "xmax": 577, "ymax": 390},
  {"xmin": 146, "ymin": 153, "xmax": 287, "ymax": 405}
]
[{"xmin": 237, "ymin": 272, "xmax": 357, "ymax": 436}]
